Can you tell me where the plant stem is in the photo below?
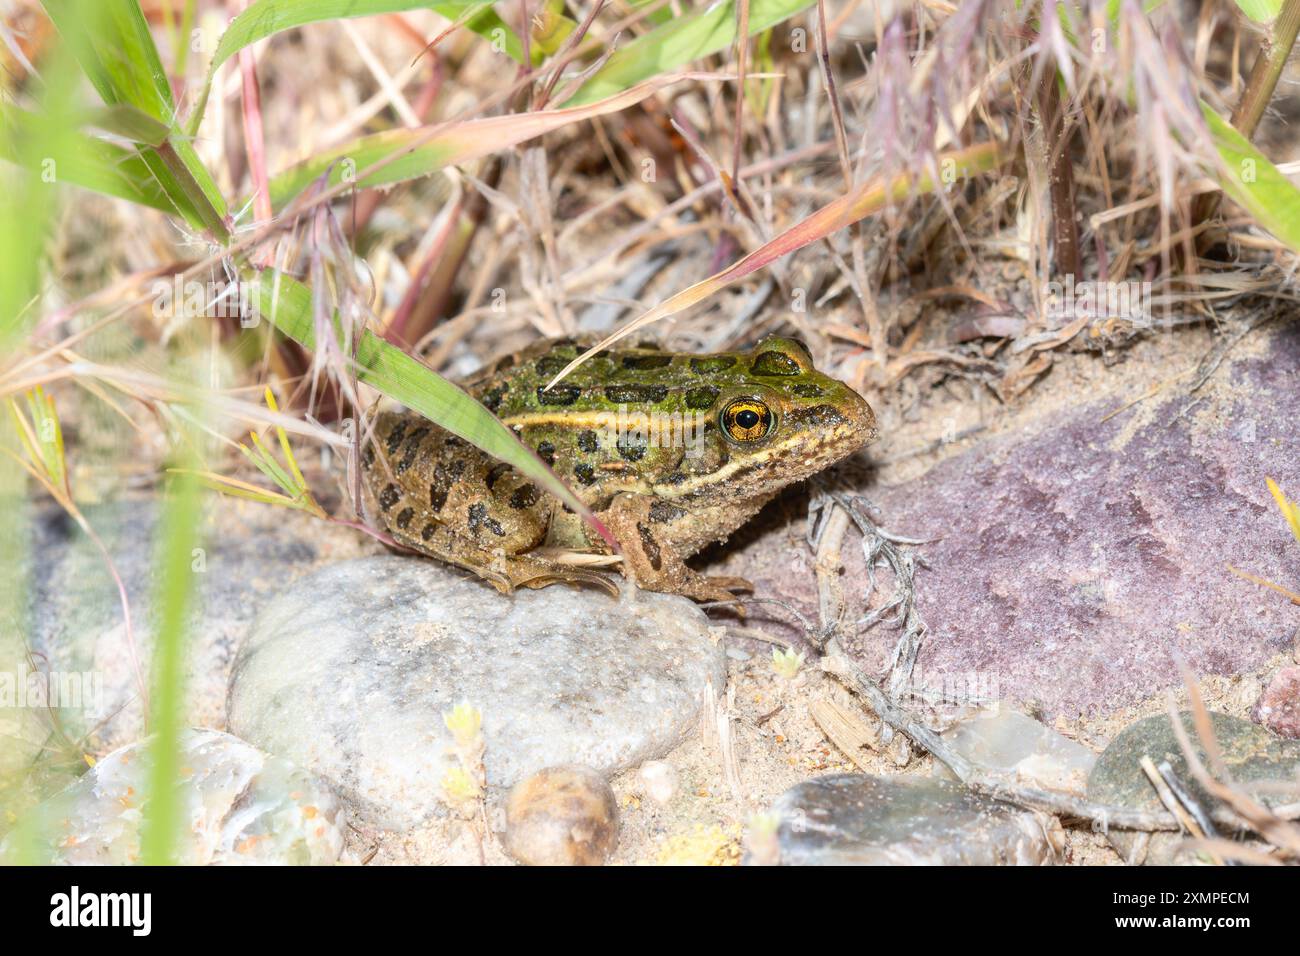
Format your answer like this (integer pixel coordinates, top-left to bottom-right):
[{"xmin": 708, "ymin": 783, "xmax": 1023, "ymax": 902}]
[
  {"xmin": 1232, "ymin": 0, "xmax": 1300, "ymax": 140},
  {"xmin": 1035, "ymin": 71, "xmax": 1081, "ymax": 282},
  {"xmin": 1195, "ymin": 0, "xmax": 1300, "ymax": 245}
]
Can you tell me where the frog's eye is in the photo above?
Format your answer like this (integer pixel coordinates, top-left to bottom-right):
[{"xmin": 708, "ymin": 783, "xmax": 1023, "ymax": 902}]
[{"xmin": 720, "ymin": 398, "xmax": 775, "ymax": 443}]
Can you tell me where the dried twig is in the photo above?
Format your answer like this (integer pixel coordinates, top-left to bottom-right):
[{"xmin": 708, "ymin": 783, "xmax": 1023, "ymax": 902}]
[{"xmin": 820, "ymin": 643, "xmax": 1182, "ymax": 831}]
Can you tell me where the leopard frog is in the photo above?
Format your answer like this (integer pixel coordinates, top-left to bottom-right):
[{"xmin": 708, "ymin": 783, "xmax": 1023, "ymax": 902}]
[{"xmin": 361, "ymin": 336, "xmax": 877, "ymax": 601}]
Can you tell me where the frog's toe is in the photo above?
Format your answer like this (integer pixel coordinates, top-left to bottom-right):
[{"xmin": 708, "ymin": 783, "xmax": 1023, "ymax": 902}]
[
  {"xmin": 705, "ymin": 575, "xmax": 754, "ymax": 594},
  {"xmin": 515, "ymin": 567, "xmax": 620, "ymax": 597}
]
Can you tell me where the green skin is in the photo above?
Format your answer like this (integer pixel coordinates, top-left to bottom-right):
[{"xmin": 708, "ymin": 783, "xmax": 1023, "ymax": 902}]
[{"xmin": 362, "ymin": 336, "xmax": 878, "ymax": 601}]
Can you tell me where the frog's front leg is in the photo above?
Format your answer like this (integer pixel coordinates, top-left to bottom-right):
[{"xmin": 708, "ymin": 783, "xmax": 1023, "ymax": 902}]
[{"xmin": 600, "ymin": 493, "xmax": 753, "ymax": 604}]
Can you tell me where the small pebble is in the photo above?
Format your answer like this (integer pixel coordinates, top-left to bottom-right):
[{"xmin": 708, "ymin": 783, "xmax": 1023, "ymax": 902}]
[
  {"xmin": 936, "ymin": 706, "xmax": 1096, "ymax": 795},
  {"xmin": 755, "ymin": 774, "xmax": 1058, "ymax": 865},
  {"xmin": 0, "ymin": 729, "xmax": 344, "ymax": 865},
  {"xmin": 637, "ymin": 760, "xmax": 678, "ymax": 805},
  {"xmin": 504, "ymin": 766, "xmax": 618, "ymax": 866},
  {"xmin": 1088, "ymin": 711, "xmax": 1300, "ymax": 864},
  {"xmin": 1253, "ymin": 667, "xmax": 1300, "ymax": 739}
]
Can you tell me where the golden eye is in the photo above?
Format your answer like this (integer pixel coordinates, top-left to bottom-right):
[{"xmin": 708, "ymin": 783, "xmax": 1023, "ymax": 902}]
[{"xmin": 720, "ymin": 398, "xmax": 775, "ymax": 443}]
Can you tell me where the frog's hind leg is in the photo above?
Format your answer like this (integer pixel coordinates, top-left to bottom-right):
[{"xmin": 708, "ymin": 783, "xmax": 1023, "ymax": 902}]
[{"xmin": 364, "ymin": 412, "xmax": 616, "ymax": 594}]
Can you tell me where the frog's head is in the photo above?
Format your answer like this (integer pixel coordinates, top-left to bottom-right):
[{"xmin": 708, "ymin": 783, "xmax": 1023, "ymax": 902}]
[{"xmin": 685, "ymin": 336, "xmax": 877, "ymax": 500}]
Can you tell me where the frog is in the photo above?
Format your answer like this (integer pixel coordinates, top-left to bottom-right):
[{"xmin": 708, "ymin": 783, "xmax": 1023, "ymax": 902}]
[{"xmin": 360, "ymin": 335, "xmax": 877, "ymax": 603}]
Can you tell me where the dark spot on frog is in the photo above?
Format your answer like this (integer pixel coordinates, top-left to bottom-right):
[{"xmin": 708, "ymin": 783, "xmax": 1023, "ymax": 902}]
[
  {"xmin": 481, "ymin": 385, "xmax": 507, "ymax": 413},
  {"xmin": 379, "ymin": 483, "xmax": 400, "ymax": 512},
  {"xmin": 430, "ymin": 484, "xmax": 448, "ymax": 513},
  {"xmin": 467, "ymin": 502, "xmax": 506, "ymax": 536},
  {"xmin": 689, "ymin": 356, "xmax": 736, "ymax": 374},
  {"xmin": 685, "ymin": 386, "xmax": 719, "ymax": 409},
  {"xmin": 604, "ymin": 384, "xmax": 668, "ymax": 404},
  {"xmin": 448, "ymin": 460, "xmax": 467, "ymax": 480},
  {"xmin": 620, "ymin": 353, "xmax": 672, "ymax": 370},
  {"xmin": 534, "ymin": 355, "xmax": 571, "ymax": 377},
  {"xmin": 485, "ymin": 463, "xmax": 513, "ymax": 490},
  {"xmin": 649, "ymin": 501, "xmax": 686, "ymax": 523},
  {"xmin": 421, "ymin": 522, "xmax": 437, "ymax": 541},
  {"xmin": 384, "ymin": 420, "xmax": 407, "ymax": 454},
  {"xmin": 637, "ymin": 523, "xmax": 662, "ymax": 571},
  {"xmin": 536, "ymin": 440, "xmax": 555, "ymax": 465},
  {"xmin": 395, "ymin": 507, "xmax": 414, "ymax": 530},
  {"xmin": 510, "ymin": 484, "xmax": 539, "ymax": 509},
  {"xmin": 362, "ymin": 444, "xmax": 375, "ymax": 467},
  {"xmin": 574, "ymin": 462, "xmax": 596, "ymax": 485},
  {"xmin": 790, "ymin": 382, "xmax": 825, "ymax": 398},
  {"xmin": 396, "ymin": 426, "xmax": 430, "ymax": 474},
  {"xmin": 537, "ymin": 385, "xmax": 581, "ymax": 406},
  {"xmin": 444, "ymin": 435, "xmax": 466, "ymax": 448},
  {"xmin": 785, "ymin": 403, "xmax": 846, "ymax": 427},
  {"xmin": 617, "ymin": 435, "xmax": 646, "ymax": 461},
  {"xmin": 663, "ymin": 472, "xmax": 687, "ymax": 485},
  {"xmin": 577, "ymin": 429, "xmax": 599, "ymax": 453},
  {"xmin": 751, "ymin": 351, "xmax": 802, "ymax": 376}
]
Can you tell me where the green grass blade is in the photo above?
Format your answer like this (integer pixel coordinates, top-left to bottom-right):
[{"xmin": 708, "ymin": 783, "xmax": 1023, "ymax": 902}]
[
  {"xmin": 1202, "ymin": 103, "xmax": 1300, "ymax": 253},
  {"xmin": 0, "ymin": 47, "xmax": 83, "ymax": 353},
  {"xmin": 0, "ymin": 49, "xmax": 83, "ymax": 855},
  {"xmin": 562, "ymin": 0, "xmax": 816, "ymax": 106},
  {"xmin": 204, "ymin": 0, "xmax": 502, "ymax": 75},
  {"xmin": 138, "ymin": 464, "xmax": 201, "ymax": 866},
  {"xmin": 83, "ymin": 104, "xmax": 171, "ymax": 146},
  {"xmin": 251, "ymin": 271, "xmax": 609, "ymax": 540},
  {"xmin": 548, "ymin": 141, "xmax": 1006, "ymax": 382},
  {"xmin": 41, "ymin": 0, "xmax": 230, "ymax": 237},
  {"xmin": 1233, "ymin": 0, "xmax": 1283, "ymax": 21},
  {"xmin": 41, "ymin": 0, "xmax": 174, "ymax": 118},
  {"xmin": 0, "ymin": 106, "xmax": 175, "ymax": 212},
  {"xmin": 187, "ymin": 0, "xmax": 524, "ymax": 135}
]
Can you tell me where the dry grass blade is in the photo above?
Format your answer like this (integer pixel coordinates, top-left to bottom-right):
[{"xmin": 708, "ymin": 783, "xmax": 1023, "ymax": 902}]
[
  {"xmin": 809, "ymin": 698, "xmax": 881, "ymax": 771},
  {"xmin": 546, "ymin": 141, "xmax": 1005, "ymax": 388},
  {"xmin": 264, "ymin": 71, "xmax": 742, "ymax": 211},
  {"xmin": 1164, "ymin": 665, "xmax": 1300, "ymax": 858}
]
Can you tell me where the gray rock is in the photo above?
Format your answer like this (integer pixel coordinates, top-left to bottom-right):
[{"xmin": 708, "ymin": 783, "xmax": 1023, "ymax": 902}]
[
  {"xmin": 761, "ymin": 774, "xmax": 1059, "ymax": 865},
  {"xmin": 227, "ymin": 556, "xmax": 725, "ymax": 830},
  {"xmin": 25, "ymin": 497, "xmax": 364, "ymax": 752},
  {"xmin": 1087, "ymin": 712, "xmax": 1300, "ymax": 864},
  {"xmin": 0, "ymin": 729, "xmax": 345, "ymax": 865},
  {"xmin": 937, "ymin": 707, "xmax": 1096, "ymax": 795}
]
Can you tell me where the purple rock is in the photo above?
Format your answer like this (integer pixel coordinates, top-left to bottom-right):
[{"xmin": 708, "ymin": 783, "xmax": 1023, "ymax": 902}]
[
  {"xmin": 865, "ymin": 325, "xmax": 1300, "ymax": 718},
  {"xmin": 1254, "ymin": 666, "xmax": 1300, "ymax": 739},
  {"xmin": 711, "ymin": 325, "xmax": 1300, "ymax": 720}
]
